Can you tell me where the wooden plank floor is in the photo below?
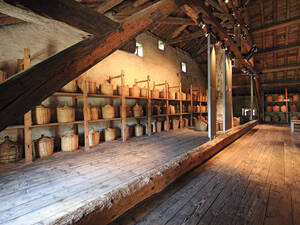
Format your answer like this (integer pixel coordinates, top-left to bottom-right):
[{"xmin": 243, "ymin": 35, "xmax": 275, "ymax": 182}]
[
  {"xmin": 110, "ymin": 124, "xmax": 300, "ymax": 225},
  {"xmin": 0, "ymin": 128, "xmax": 210, "ymax": 225}
]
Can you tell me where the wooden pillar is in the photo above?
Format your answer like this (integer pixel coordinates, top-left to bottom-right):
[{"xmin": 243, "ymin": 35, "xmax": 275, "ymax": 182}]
[
  {"xmin": 223, "ymin": 52, "xmax": 233, "ymax": 131},
  {"xmin": 179, "ymin": 82, "xmax": 183, "ymax": 128},
  {"xmin": 207, "ymin": 34, "xmax": 217, "ymax": 140},
  {"xmin": 23, "ymin": 48, "xmax": 32, "ymax": 163},
  {"xmin": 121, "ymin": 70, "xmax": 127, "ymax": 142},
  {"xmin": 250, "ymin": 74, "xmax": 254, "ymax": 120},
  {"xmin": 190, "ymin": 84, "xmax": 193, "ymax": 126},
  {"xmin": 166, "ymin": 82, "xmax": 170, "ymax": 131},
  {"xmin": 83, "ymin": 74, "xmax": 89, "ymax": 150},
  {"xmin": 16, "ymin": 59, "xmax": 24, "ymax": 145},
  {"xmin": 285, "ymin": 88, "xmax": 288, "ymax": 123},
  {"xmin": 147, "ymin": 76, "xmax": 151, "ymax": 136},
  {"xmin": 72, "ymin": 97, "xmax": 79, "ymax": 134}
]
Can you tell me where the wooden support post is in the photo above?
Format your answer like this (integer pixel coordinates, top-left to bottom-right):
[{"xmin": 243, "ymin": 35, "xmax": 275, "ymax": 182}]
[
  {"xmin": 166, "ymin": 82, "xmax": 170, "ymax": 131},
  {"xmin": 190, "ymin": 84, "xmax": 193, "ymax": 126},
  {"xmin": 285, "ymin": 88, "xmax": 288, "ymax": 123},
  {"xmin": 23, "ymin": 48, "xmax": 32, "ymax": 163},
  {"xmin": 16, "ymin": 59, "xmax": 24, "ymax": 145},
  {"xmin": 179, "ymin": 82, "xmax": 183, "ymax": 128},
  {"xmin": 223, "ymin": 52, "xmax": 233, "ymax": 131},
  {"xmin": 83, "ymin": 74, "xmax": 89, "ymax": 150},
  {"xmin": 121, "ymin": 70, "xmax": 127, "ymax": 142},
  {"xmin": 72, "ymin": 97, "xmax": 79, "ymax": 134},
  {"xmin": 250, "ymin": 74, "xmax": 254, "ymax": 120},
  {"xmin": 147, "ymin": 76, "xmax": 151, "ymax": 136},
  {"xmin": 207, "ymin": 34, "xmax": 217, "ymax": 140}
]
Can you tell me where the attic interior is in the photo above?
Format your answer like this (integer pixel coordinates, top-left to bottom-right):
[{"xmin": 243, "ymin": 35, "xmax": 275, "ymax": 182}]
[{"xmin": 0, "ymin": 0, "xmax": 299, "ymax": 224}]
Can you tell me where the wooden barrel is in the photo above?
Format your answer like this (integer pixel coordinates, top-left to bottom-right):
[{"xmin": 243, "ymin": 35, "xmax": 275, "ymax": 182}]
[
  {"xmin": 272, "ymin": 115, "xmax": 280, "ymax": 122},
  {"xmin": 56, "ymin": 106, "xmax": 75, "ymax": 122},
  {"xmin": 61, "ymin": 80, "xmax": 77, "ymax": 92},
  {"xmin": 293, "ymin": 94, "xmax": 300, "ymax": 102},
  {"xmin": 266, "ymin": 95, "xmax": 273, "ymax": 102},
  {"xmin": 78, "ymin": 80, "xmax": 97, "ymax": 94},
  {"xmin": 34, "ymin": 105, "xmax": 51, "ymax": 124},
  {"xmin": 36, "ymin": 135, "xmax": 54, "ymax": 158},
  {"xmin": 61, "ymin": 132, "xmax": 78, "ymax": 151},
  {"xmin": 277, "ymin": 94, "xmax": 285, "ymax": 102},
  {"xmin": 290, "ymin": 104, "xmax": 298, "ymax": 112},
  {"xmin": 130, "ymin": 84, "xmax": 140, "ymax": 97},
  {"xmin": 104, "ymin": 128, "xmax": 116, "ymax": 141},
  {"xmin": 133, "ymin": 103, "xmax": 143, "ymax": 117},
  {"xmin": 272, "ymin": 105, "xmax": 280, "ymax": 112},
  {"xmin": 172, "ymin": 119, "xmax": 179, "ymax": 130},
  {"xmin": 117, "ymin": 85, "xmax": 129, "ymax": 97},
  {"xmin": 88, "ymin": 129, "xmax": 100, "ymax": 147},
  {"xmin": 102, "ymin": 105, "xmax": 115, "ymax": 119},
  {"xmin": 266, "ymin": 106, "xmax": 273, "ymax": 112},
  {"xmin": 140, "ymin": 87, "xmax": 148, "ymax": 97},
  {"xmin": 0, "ymin": 136, "xmax": 22, "ymax": 163},
  {"xmin": 151, "ymin": 89, "xmax": 159, "ymax": 99},
  {"xmin": 265, "ymin": 115, "xmax": 271, "ymax": 122},
  {"xmin": 280, "ymin": 105, "xmax": 287, "ymax": 112},
  {"xmin": 101, "ymin": 81, "xmax": 114, "ymax": 95},
  {"xmin": 87, "ymin": 106, "xmax": 99, "ymax": 120},
  {"xmin": 135, "ymin": 124, "xmax": 144, "ymax": 137},
  {"xmin": 156, "ymin": 121, "xmax": 162, "ymax": 132}
]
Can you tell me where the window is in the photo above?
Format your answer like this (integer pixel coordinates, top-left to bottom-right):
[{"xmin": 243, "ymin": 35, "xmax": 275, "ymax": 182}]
[
  {"xmin": 181, "ymin": 62, "xmax": 187, "ymax": 73},
  {"xmin": 158, "ymin": 40, "xmax": 165, "ymax": 51},
  {"xmin": 135, "ymin": 42, "xmax": 143, "ymax": 57},
  {"xmin": 242, "ymin": 108, "xmax": 256, "ymax": 116}
]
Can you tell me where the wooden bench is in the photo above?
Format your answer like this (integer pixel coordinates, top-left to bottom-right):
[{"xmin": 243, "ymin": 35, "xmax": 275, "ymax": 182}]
[{"xmin": 291, "ymin": 120, "xmax": 300, "ymax": 133}]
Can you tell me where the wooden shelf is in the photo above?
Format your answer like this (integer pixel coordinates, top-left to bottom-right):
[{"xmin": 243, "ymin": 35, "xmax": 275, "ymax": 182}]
[
  {"xmin": 31, "ymin": 120, "xmax": 84, "ymax": 128},
  {"xmin": 88, "ymin": 94, "xmax": 121, "ymax": 99},
  {"xmin": 152, "ymin": 98, "xmax": 168, "ymax": 101},
  {"xmin": 169, "ymin": 113, "xmax": 181, "ymax": 116},
  {"xmin": 5, "ymin": 124, "xmax": 25, "ymax": 130},
  {"xmin": 53, "ymin": 92, "xmax": 83, "ymax": 97},
  {"xmin": 127, "ymin": 116, "xmax": 147, "ymax": 119},
  {"xmin": 126, "ymin": 96, "xmax": 148, "ymax": 100},
  {"xmin": 152, "ymin": 114, "xmax": 167, "ymax": 117},
  {"xmin": 88, "ymin": 118, "xmax": 122, "ymax": 123}
]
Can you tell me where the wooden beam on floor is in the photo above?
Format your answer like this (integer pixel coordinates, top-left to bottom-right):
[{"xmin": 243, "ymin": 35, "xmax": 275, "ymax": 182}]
[
  {"xmin": 0, "ymin": 0, "xmax": 184, "ymax": 132},
  {"xmin": 159, "ymin": 16, "xmax": 196, "ymax": 25},
  {"xmin": 167, "ymin": 30, "xmax": 204, "ymax": 44}
]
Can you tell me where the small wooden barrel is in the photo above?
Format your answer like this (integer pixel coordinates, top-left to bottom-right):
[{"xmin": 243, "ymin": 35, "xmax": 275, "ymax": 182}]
[
  {"xmin": 272, "ymin": 115, "xmax": 280, "ymax": 122},
  {"xmin": 140, "ymin": 87, "xmax": 148, "ymax": 97},
  {"xmin": 290, "ymin": 104, "xmax": 298, "ymax": 112},
  {"xmin": 266, "ymin": 106, "xmax": 273, "ymax": 112},
  {"xmin": 135, "ymin": 124, "xmax": 144, "ymax": 137},
  {"xmin": 88, "ymin": 129, "xmax": 100, "ymax": 147},
  {"xmin": 130, "ymin": 85, "xmax": 140, "ymax": 97},
  {"xmin": 277, "ymin": 94, "xmax": 285, "ymax": 102},
  {"xmin": 78, "ymin": 80, "xmax": 97, "ymax": 94},
  {"xmin": 293, "ymin": 94, "xmax": 300, "ymax": 102},
  {"xmin": 272, "ymin": 105, "xmax": 280, "ymax": 112},
  {"xmin": 280, "ymin": 105, "xmax": 287, "ymax": 112},
  {"xmin": 101, "ymin": 81, "xmax": 114, "ymax": 96},
  {"xmin": 0, "ymin": 136, "xmax": 22, "ymax": 163},
  {"xmin": 56, "ymin": 106, "xmax": 75, "ymax": 123},
  {"xmin": 35, "ymin": 105, "xmax": 51, "ymax": 124},
  {"xmin": 88, "ymin": 106, "xmax": 99, "ymax": 120},
  {"xmin": 36, "ymin": 135, "xmax": 54, "ymax": 158},
  {"xmin": 156, "ymin": 121, "xmax": 162, "ymax": 133},
  {"xmin": 159, "ymin": 90, "xmax": 165, "ymax": 98},
  {"xmin": 266, "ymin": 95, "xmax": 273, "ymax": 102},
  {"xmin": 133, "ymin": 103, "xmax": 143, "ymax": 117},
  {"xmin": 104, "ymin": 128, "xmax": 116, "ymax": 141},
  {"xmin": 151, "ymin": 89, "xmax": 159, "ymax": 99},
  {"xmin": 265, "ymin": 115, "xmax": 271, "ymax": 122},
  {"xmin": 172, "ymin": 119, "xmax": 179, "ymax": 130},
  {"xmin": 61, "ymin": 132, "xmax": 78, "ymax": 151},
  {"xmin": 102, "ymin": 105, "xmax": 115, "ymax": 119},
  {"xmin": 291, "ymin": 115, "xmax": 299, "ymax": 120},
  {"xmin": 61, "ymin": 80, "xmax": 77, "ymax": 92},
  {"xmin": 117, "ymin": 85, "xmax": 129, "ymax": 97}
]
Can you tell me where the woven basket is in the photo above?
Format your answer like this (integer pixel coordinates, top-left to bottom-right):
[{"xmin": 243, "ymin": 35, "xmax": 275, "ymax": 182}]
[
  {"xmin": 36, "ymin": 135, "xmax": 54, "ymax": 158},
  {"xmin": 133, "ymin": 103, "xmax": 143, "ymax": 117},
  {"xmin": 272, "ymin": 105, "xmax": 280, "ymax": 112},
  {"xmin": 34, "ymin": 105, "xmax": 51, "ymax": 124},
  {"xmin": 291, "ymin": 115, "xmax": 299, "ymax": 120},
  {"xmin": 280, "ymin": 105, "xmax": 287, "ymax": 112},
  {"xmin": 277, "ymin": 95, "xmax": 285, "ymax": 102},
  {"xmin": 135, "ymin": 124, "xmax": 144, "ymax": 137},
  {"xmin": 164, "ymin": 120, "xmax": 169, "ymax": 131},
  {"xmin": 290, "ymin": 104, "xmax": 298, "ymax": 112},
  {"xmin": 151, "ymin": 89, "xmax": 159, "ymax": 99},
  {"xmin": 61, "ymin": 132, "xmax": 78, "ymax": 151},
  {"xmin": 140, "ymin": 87, "xmax": 148, "ymax": 97},
  {"xmin": 293, "ymin": 94, "xmax": 300, "ymax": 102},
  {"xmin": 57, "ymin": 106, "xmax": 75, "ymax": 123},
  {"xmin": 0, "ymin": 136, "xmax": 22, "ymax": 163},
  {"xmin": 130, "ymin": 84, "xmax": 140, "ymax": 97},
  {"xmin": 101, "ymin": 81, "xmax": 114, "ymax": 96},
  {"xmin": 104, "ymin": 128, "xmax": 116, "ymax": 141},
  {"xmin": 265, "ymin": 115, "xmax": 271, "ymax": 122},
  {"xmin": 61, "ymin": 80, "xmax": 77, "ymax": 92},
  {"xmin": 156, "ymin": 121, "xmax": 162, "ymax": 133},
  {"xmin": 117, "ymin": 85, "xmax": 129, "ymax": 97},
  {"xmin": 266, "ymin": 106, "xmax": 273, "ymax": 112},
  {"xmin": 172, "ymin": 119, "xmax": 179, "ymax": 130},
  {"xmin": 88, "ymin": 106, "xmax": 99, "ymax": 120},
  {"xmin": 195, "ymin": 120, "xmax": 207, "ymax": 131},
  {"xmin": 88, "ymin": 129, "xmax": 100, "ymax": 147},
  {"xmin": 78, "ymin": 80, "xmax": 97, "ymax": 94},
  {"xmin": 102, "ymin": 105, "xmax": 115, "ymax": 119},
  {"xmin": 266, "ymin": 95, "xmax": 273, "ymax": 102}
]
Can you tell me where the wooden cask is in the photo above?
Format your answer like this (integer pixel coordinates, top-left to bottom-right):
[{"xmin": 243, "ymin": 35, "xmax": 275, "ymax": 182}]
[
  {"xmin": 140, "ymin": 87, "xmax": 148, "ymax": 97},
  {"xmin": 88, "ymin": 129, "xmax": 100, "ymax": 147},
  {"xmin": 56, "ymin": 106, "xmax": 75, "ymax": 123},
  {"xmin": 117, "ymin": 85, "xmax": 129, "ymax": 97},
  {"xmin": 0, "ymin": 136, "xmax": 23, "ymax": 163},
  {"xmin": 36, "ymin": 135, "xmax": 54, "ymax": 158},
  {"xmin": 102, "ymin": 105, "xmax": 115, "ymax": 119},
  {"xmin": 61, "ymin": 132, "xmax": 78, "ymax": 151},
  {"xmin": 34, "ymin": 105, "xmax": 51, "ymax": 124}
]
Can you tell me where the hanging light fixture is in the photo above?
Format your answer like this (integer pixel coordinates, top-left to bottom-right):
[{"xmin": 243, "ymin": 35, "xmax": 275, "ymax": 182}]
[
  {"xmin": 205, "ymin": 24, "xmax": 212, "ymax": 37},
  {"xmin": 196, "ymin": 13, "xmax": 206, "ymax": 29}
]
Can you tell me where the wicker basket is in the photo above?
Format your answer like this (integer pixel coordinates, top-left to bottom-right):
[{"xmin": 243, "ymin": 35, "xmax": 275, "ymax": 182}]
[
  {"xmin": 291, "ymin": 115, "xmax": 299, "ymax": 120},
  {"xmin": 272, "ymin": 105, "xmax": 280, "ymax": 112},
  {"xmin": 36, "ymin": 135, "xmax": 54, "ymax": 158},
  {"xmin": 133, "ymin": 103, "xmax": 143, "ymax": 117},
  {"xmin": 272, "ymin": 115, "xmax": 280, "ymax": 122},
  {"xmin": 195, "ymin": 120, "xmax": 207, "ymax": 131},
  {"xmin": 34, "ymin": 105, "xmax": 51, "ymax": 124},
  {"xmin": 101, "ymin": 81, "xmax": 114, "ymax": 96},
  {"xmin": 151, "ymin": 89, "xmax": 159, "ymax": 99},
  {"xmin": 140, "ymin": 87, "xmax": 148, "ymax": 97},
  {"xmin": 159, "ymin": 90, "xmax": 165, "ymax": 99},
  {"xmin": 130, "ymin": 84, "xmax": 140, "ymax": 97},
  {"xmin": 266, "ymin": 106, "xmax": 273, "ymax": 112},
  {"xmin": 277, "ymin": 94, "xmax": 285, "ymax": 102},
  {"xmin": 164, "ymin": 120, "xmax": 169, "ymax": 131},
  {"xmin": 61, "ymin": 132, "xmax": 78, "ymax": 151},
  {"xmin": 117, "ymin": 85, "xmax": 129, "ymax": 97},
  {"xmin": 102, "ymin": 105, "xmax": 115, "ymax": 119},
  {"xmin": 61, "ymin": 80, "xmax": 77, "ymax": 92},
  {"xmin": 265, "ymin": 115, "xmax": 271, "ymax": 122},
  {"xmin": 78, "ymin": 80, "xmax": 97, "ymax": 94},
  {"xmin": 104, "ymin": 128, "xmax": 116, "ymax": 141},
  {"xmin": 169, "ymin": 105, "xmax": 176, "ymax": 114},
  {"xmin": 290, "ymin": 104, "xmax": 298, "ymax": 112},
  {"xmin": 0, "ymin": 136, "xmax": 22, "ymax": 163},
  {"xmin": 56, "ymin": 106, "xmax": 75, "ymax": 123},
  {"xmin": 88, "ymin": 106, "xmax": 99, "ymax": 120},
  {"xmin": 156, "ymin": 121, "xmax": 162, "ymax": 133},
  {"xmin": 280, "ymin": 105, "xmax": 287, "ymax": 112},
  {"xmin": 293, "ymin": 94, "xmax": 300, "ymax": 102},
  {"xmin": 266, "ymin": 95, "xmax": 273, "ymax": 102},
  {"xmin": 135, "ymin": 124, "xmax": 144, "ymax": 137},
  {"xmin": 172, "ymin": 119, "xmax": 179, "ymax": 130},
  {"xmin": 169, "ymin": 91, "xmax": 176, "ymax": 100},
  {"xmin": 88, "ymin": 129, "xmax": 100, "ymax": 147}
]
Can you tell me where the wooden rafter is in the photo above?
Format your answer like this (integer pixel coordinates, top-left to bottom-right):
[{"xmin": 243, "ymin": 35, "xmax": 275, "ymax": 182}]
[
  {"xmin": 0, "ymin": 0, "xmax": 184, "ymax": 131},
  {"xmin": 261, "ymin": 64, "xmax": 300, "ymax": 73},
  {"xmin": 96, "ymin": 0, "xmax": 124, "ymax": 14},
  {"xmin": 159, "ymin": 17, "xmax": 195, "ymax": 25},
  {"xmin": 167, "ymin": 30, "xmax": 204, "ymax": 44},
  {"xmin": 168, "ymin": 25, "xmax": 188, "ymax": 39},
  {"xmin": 258, "ymin": 43, "xmax": 300, "ymax": 55}
]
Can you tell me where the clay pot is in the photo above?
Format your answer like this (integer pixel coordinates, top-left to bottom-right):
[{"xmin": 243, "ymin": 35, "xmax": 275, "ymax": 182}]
[
  {"xmin": 0, "ymin": 136, "xmax": 22, "ymax": 163},
  {"xmin": 186, "ymin": 94, "xmax": 191, "ymax": 100},
  {"xmin": 61, "ymin": 132, "xmax": 78, "ymax": 151},
  {"xmin": 102, "ymin": 105, "xmax": 115, "ymax": 119},
  {"xmin": 34, "ymin": 105, "xmax": 51, "ymax": 124},
  {"xmin": 36, "ymin": 135, "xmax": 54, "ymax": 158}
]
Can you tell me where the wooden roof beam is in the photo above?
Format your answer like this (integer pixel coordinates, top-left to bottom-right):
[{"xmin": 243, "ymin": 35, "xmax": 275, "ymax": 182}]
[
  {"xmin": 0, "ymin": 0, "xmax": 184, "ymax": 131},
  {"xmin": 167, "ymin": 30, "xmax": 204, "ymax": 44},
  {"xmin": 258, "ymin": 43, "xmax": 300, "ymax": 55},
  {"xmin": 96, "ymin": 0, "xmax": 124, "ymax": 14},
  {"xmin": 159, "ymin": 17, "xmax": 196, "ymax": 25},
  {"xmin": 261, "ymin": 64, "xmax": 300, "ymax": 73}
]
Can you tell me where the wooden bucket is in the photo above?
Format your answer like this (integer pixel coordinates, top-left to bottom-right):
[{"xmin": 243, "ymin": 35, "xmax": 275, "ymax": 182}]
[
  {"xmin": 156, "ymin": 121, "xmax": 162, "ymax": 132},
  {"xmin": 0, "ymin": 136, "xmax": 23, "ymax": 163},
  {"xmin": 88, "ymin": 129, "xmax": 100, "ymax": 147},
  {"xmin": 151, "ymin": 89, "xmax": 159, "ymax": 99},
  {"xmin": 88, "ymin": 106, "xmax": 99, "ymax": 120},
  {"xmin": 290, "ymin": 104, "xmax": 298, "ymax": 112},
  {"xmin": 272, "ymin": 105, "xmax": 280, "ymax": 112},
  {"xmin": 61, "ymin": 132, "xmax": 78, "ymax": 151},
  {"xmin": 293, "ymin": 94, "xmax": 300, "ymax": 102},
  {"xmin": 130, "ymin": 85, "xmax": 140, "ymax": 97},
  {"xmin": 135, "ymin": 124, "xmax": 144, "ymax": 137},
  {"xmin": 36, "ymin": 135, "xmax": 54, "ymax": 158},
  {"xmin": 280, "ymin": 105, "xmax": 287, "ymax": 112},
  {"xmin": 265, "ymin": 115, "xmax": 271, "ymax": 122},
  {"xmin": 104, "ymin": 128, "xmax": 116, "ymax": 141},
  {"xmin": 102, "ymin": 105, "xmax": 115, "ymax": 119},
  {"xmin": 133, "ymin": 103, "xmax": 143, "ymax": 117},
  {"xmin": 34, "ymin": 105, "xmax": 51, "ymax": 124},
  {"xmin": 78, "ymin": 80, "xmax": 97, "ymax": 94},
  {"xmin": 172, "ymin": 119, "xmax": 179, "ymax": 130},
  {"xmin": 101, "ymin": 81, "xmax": 114, "ymax": 96},
  {"xmin": 56, "ymin": 106, "xmax": 75, "ymax": 122},
  {"xmin": 140, "ymin": 87, "xmax": 148, "ymax": 97},
  {"xmin": 266, "ymin": 106, "xmax": 273, "ymax": 112},
  {"xmin": 181, "ymin": 92, "xmax": 186, "ymax": 100},
  {"xmin": 61, "ymin": 80, "xmax": 77, "ymax": 92},
  {"xmin": 117, "ymin": 85, "xmax": 129, "ymax": 97}
]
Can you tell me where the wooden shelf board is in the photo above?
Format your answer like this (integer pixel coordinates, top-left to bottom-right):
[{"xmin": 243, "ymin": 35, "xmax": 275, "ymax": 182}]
[
  {"xmin": 126, "ymin": 96, "xmax": 148, "ymax": 100},
  {"xmin": 53, "ymin": 92, "xmax": 83, "ymax": 97},
  {"xmin": 152, "ymin": 98, "xmax": 168, "ymax": 101},
  {"xmin": 152, "ymin": 114, "xmax": 167, "ymax": 117},
  {"xmin": 127, "ymin": 116, "xmax": 147, "ymax": 119},
  {"xmin": 31, "ymin": 121, "xmax": 84, "ymax": 128},
  {"xmin": 88, "ymin": 94, "xmax": 121, "ymax": 99},
  {"xmin": 88, "ymin": 118, "xmax": 122, "ymax": 123},
  {"xmin": 5, "ymin": 124, "xmax": 25, "ymax": 130}
]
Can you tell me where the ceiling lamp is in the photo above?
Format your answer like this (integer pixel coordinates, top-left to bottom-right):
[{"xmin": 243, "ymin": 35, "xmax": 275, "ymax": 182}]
[{"xmin": 196, "ymin": 13, "xmax": 206, "ymax": 29}]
